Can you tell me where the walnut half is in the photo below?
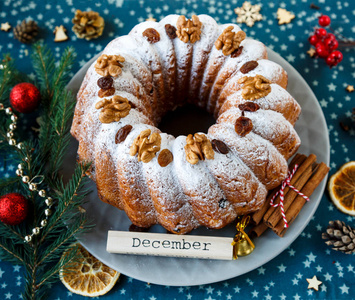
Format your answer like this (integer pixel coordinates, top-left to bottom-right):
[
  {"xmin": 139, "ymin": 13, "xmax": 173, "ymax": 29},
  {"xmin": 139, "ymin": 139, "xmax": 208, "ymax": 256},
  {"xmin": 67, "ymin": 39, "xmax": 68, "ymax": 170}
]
[
  {"xmin": 129, "ymin": 129, "xmax": 161, "ymax": 163},
  {"xmin": 94, "ymin": 54, "xmax": 125, "ymax": 77},
  {"xmin": 95, "ymin": 95, "xmax": 131, "ymax": 123},
  {"xmin": 238, "ymin": 75, "xmax": 272, "ymax": 100},
  {"xmin": 184, "ymin": 133, "xmax": 214, "ymax": 165},
  {"xmin": 215, "ymin": 26, "xmax": 246, "ymax": 56},
  {"xmin": 176, "ymin": 15, "xmax": 202, "ymax": 44}
]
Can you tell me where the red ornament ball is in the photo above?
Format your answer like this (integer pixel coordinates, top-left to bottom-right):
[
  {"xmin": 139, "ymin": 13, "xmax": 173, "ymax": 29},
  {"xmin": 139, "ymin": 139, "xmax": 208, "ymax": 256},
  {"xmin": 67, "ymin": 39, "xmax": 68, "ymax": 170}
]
[
  {"xmin": 315, "ymin": 28, "xmax": 327, "ymax": 38},
  {"xmin": 10, "ymin": 83, "xmax": 41, "ymax": 113},
  {"xmin": 324, "ymin": 37, "xmax": 339, "ymax": 51},
  {"xmin": 0, "ymin": 193, "xmax": 28, "ymax": 225},
  {"xmin": 308, "ymin": 35, "xmax": 319, "ymax": 46},
  {"xmin": 315, "ymin": 43, "xmax": 329, "ymax": 58},
  {"xmin": 318, "ymin": 15, "xmax": 331, "ymax": 27}
]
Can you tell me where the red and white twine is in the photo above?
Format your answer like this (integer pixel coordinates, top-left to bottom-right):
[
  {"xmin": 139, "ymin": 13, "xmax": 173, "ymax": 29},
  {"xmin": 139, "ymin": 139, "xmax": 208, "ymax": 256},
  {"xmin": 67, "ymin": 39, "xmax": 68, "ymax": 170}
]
[{"xmin": 269, "ymin": 164, "xmax": 310, "ymax": 228}]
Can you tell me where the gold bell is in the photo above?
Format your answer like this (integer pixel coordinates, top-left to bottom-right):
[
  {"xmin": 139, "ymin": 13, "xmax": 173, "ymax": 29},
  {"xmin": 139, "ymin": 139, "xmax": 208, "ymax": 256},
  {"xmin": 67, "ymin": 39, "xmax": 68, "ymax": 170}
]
[
  {"xmin": 232, "ymin": 215, "xmax": 255, "ymax": 259},
  {"xmin": 233, "ymin": 233, "xmax": 255, "ymax": 257}
]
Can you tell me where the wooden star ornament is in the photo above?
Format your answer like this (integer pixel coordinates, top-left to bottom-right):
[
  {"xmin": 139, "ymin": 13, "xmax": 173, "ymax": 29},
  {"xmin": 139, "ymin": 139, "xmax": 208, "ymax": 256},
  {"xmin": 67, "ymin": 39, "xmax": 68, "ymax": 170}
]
[
  {"xmin": 235, "ymin": 1, "xmax": 263, "ymax": 27},
  {"xmin": 1, "ymin": 22, "xmax": 11, "ymax": 32},
  {"xmin": 346, "ymin": 85, "xmax": 354, "ymax": 93},
  {"xmin": 307, "ymin": 48, "xmax": 316, "ymax": 58},
  {"xmin": 54, "ymin": 25, "xmax": 68, "ymax": 42},
  {"xmin": 306, "ymin": 275, "xmax": 322, "ymax": 291},
  {"xmin": 277, "ymin": 8, "xmax": 295, "ymax": 25},
  {"xmin": 146, "ymin": 16, "xmax": 156, "ymax": 22}
]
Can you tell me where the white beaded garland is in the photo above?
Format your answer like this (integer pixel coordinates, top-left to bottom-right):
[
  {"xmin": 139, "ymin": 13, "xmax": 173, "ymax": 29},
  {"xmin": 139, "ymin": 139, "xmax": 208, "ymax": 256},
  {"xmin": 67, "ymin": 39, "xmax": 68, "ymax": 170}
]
[{"xmin": 1, "ymin": 104, "xmax": 55, "ymax": 243}]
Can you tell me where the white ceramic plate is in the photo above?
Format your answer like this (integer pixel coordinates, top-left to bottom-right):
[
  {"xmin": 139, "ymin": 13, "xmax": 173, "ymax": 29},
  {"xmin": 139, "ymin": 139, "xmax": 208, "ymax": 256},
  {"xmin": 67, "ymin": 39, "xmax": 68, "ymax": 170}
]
[{"xmin": 65, "ymin": 48, "xmax": 330, "ymax": 286}]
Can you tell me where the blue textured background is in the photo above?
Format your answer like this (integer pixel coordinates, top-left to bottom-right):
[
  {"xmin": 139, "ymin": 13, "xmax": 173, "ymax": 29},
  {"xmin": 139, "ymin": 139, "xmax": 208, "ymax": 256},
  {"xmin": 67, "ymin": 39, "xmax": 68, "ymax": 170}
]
[{"xmin": 0, "ymin": 0, "xmax": 355, "ymax": 299}]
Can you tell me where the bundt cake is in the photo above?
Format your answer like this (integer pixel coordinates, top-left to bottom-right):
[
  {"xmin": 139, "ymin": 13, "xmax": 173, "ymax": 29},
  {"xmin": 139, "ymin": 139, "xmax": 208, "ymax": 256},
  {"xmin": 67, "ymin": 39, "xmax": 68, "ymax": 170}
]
[{"xmin": 71, "ymin": 14, "xmax": 301, "ymax": 234}]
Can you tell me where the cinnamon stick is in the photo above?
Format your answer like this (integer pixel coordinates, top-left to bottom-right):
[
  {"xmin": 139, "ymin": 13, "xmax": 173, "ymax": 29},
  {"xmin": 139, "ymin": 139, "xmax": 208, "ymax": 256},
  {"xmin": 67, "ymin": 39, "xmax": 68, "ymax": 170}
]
[
  {"xmin": 273, "ymin": 162, "xmax": 330, "ymax": 237},
  {"xmin": 251, "ymin": 153, "xmax": 306, "ymax": 225},
  {"xmin": 264, "ymin": 162, "xmax": 315, "ymax": 228},
  {"xmin": 262, "ymin": 154, "xmax": 317, "ymax": 224},
  {"xmin": 249, "ymin": 222, "xmax": 268, "ymax": 239}
]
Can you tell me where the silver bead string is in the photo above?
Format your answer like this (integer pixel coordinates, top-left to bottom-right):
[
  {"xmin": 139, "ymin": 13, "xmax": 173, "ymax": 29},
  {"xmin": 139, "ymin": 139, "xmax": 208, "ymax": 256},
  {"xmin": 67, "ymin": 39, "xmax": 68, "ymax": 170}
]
[{"xmin": 0, "ymin": 104, "xmax": 53, "ymax": 243}]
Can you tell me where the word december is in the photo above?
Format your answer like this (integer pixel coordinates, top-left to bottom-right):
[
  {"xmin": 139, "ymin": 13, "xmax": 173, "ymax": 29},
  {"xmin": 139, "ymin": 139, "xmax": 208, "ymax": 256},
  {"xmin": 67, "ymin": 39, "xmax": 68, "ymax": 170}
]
[{"xmin": 132, "ymin": 237, "xmax": 211, "ymax": 251}]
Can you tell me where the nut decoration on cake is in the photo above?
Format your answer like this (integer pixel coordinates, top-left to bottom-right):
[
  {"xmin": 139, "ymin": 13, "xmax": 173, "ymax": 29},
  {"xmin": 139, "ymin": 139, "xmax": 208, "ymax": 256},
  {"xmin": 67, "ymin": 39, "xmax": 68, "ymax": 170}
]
[
  {"xmin": 95, "ymin": 95, "xmax": 131, "ymax": 124},
  {"xmin": 185, "ymin": 133, "xmax": 214, "ymax": 164},
  {"xmin": 214, "ymin": 26, "xmax": 246, "ymax": 56},
  {"xmin": 238, "ymin": 75, "xmax": 272, "ymax": 100},
  {"xmin": 129, "ymin": 129, "xmax": 161, "ymax": 163},
  {"xmin": 94, "ymin": 54, "xmax": 125, "ymax": 77},
  {"xmin": 70, "ymin": 14, "xmax": 302, "ymax": 234},
  {"xmin": 176, "ymin": 15, "xmax": 202, "ymax": 43}
]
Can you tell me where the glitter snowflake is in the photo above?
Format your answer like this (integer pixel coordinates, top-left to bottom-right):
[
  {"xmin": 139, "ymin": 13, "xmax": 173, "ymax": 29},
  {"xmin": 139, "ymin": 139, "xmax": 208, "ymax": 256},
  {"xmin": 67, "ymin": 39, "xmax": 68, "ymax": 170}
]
[{"xmin": 234, "ymin": 1, "xmax": 262, "ymax": 27}]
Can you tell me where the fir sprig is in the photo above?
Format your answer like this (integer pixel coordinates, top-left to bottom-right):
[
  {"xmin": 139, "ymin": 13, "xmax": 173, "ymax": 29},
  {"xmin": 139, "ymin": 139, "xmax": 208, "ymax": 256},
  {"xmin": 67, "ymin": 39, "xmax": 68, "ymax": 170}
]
[{"xmin": 0, "ymin": 45, "xmax": 93, "ymax": 300}]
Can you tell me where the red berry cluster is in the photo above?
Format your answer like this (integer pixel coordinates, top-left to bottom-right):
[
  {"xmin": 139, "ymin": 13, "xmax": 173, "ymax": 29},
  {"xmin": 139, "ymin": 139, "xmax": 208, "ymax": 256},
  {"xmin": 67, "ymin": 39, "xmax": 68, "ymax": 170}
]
[{"xmin": 308, "ymin": 15, "xmax": 343, "ymax": 68}]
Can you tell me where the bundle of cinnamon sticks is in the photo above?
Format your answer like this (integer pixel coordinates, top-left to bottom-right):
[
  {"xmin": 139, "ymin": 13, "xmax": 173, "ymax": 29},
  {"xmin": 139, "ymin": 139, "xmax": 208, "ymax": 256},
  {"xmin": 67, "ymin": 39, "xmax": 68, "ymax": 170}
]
[{"xmin": 249, "ymin": 153, "xmax": 329, "ymax": 238}]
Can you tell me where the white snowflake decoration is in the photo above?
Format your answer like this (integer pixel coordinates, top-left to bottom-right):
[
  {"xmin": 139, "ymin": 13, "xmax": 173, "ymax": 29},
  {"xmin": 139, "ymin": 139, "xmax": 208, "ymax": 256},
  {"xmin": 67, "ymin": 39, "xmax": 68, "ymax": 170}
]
[{"xmin": 234, "ymin": 1, "xmax": 262, "ymax": 27}]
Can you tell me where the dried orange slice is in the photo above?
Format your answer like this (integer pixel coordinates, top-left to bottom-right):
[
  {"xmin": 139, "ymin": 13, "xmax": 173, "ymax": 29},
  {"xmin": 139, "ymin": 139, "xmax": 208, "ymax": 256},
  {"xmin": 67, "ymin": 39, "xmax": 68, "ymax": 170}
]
[
  {"xmin": 328, "ymin": 161, "xmax": 355, "ymax": 216},
  {"xmin": 59, "ymin": 243, "xmax": 120, "ymax": 297}
]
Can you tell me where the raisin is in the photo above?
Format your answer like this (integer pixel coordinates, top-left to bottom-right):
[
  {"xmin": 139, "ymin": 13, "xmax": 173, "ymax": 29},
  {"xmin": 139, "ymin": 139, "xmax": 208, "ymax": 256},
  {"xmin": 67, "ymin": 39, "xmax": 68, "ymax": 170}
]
[
  {"xmin": 98, "ymin": 87, "xmax": 115, "ymax": 98},
  {"xmin": 238, "ymin": 102, "xmax": 260, "ymax": 112},
  {"xmin": 142, "ymin": 28, "xmax": 160, "ymax": 44},
  {"xmin": 115, "ymin": 125, "xmax": 133, "ymax": 144},
  {"xmin": 211, "ymin": 139, "xmax": 229, "ymax": 154},
  {"xmin": 231, "ymin": 46, "xmax": 243, "ymax": 58},
  {"xmin": 240, "ymin": 60, "xmax": 258, "ymax": 74},
  {"xmin": 165, "ymin": 24, "xmax": 177, "ymax": 39},
  {"xmin": 128, "ymin": 101, "xmax": 136, "ymax": 109},
  {"xmin": 158, "ymin": 149, "xmax": 174, "ymax": 167},
  {"xmin": 97, "ymin": 76, "xmax": 113, "ymax": 90},
  {"xmin": 235, "ymin": 116, "xmax": 253, "ymax": 137}
]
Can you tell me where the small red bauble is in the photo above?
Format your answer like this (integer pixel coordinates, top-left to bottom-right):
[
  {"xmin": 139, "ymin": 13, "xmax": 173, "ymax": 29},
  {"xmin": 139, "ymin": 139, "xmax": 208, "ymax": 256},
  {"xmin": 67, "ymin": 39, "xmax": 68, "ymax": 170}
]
[
  {"xmin": 10, "ymin": 83, "xmax": 41, "ymax": 113},
  {"xmin": 0, "ymin": 193, "xmax": 28, "ymax": 225},
  {"xmin": 324, "ymin": 37, "xmax": 338, "ymax": 51},
  {"xmin": 308, "ymin": 35, "xmax": 319, "ymax": 46},
  {"xmin": 315, "ymin": 28, "xmax": 327, "ymax": 38},
  {"xmin": 326, "ymin": 33, "xmax": 336, "ymax": 40},
  {"xmin": 316, "ymin": 43, "xmax": 329, "ymax": 58},
  {"xmin": 318, "ymin": 15, "xmax": 331, "ymax": 27}
]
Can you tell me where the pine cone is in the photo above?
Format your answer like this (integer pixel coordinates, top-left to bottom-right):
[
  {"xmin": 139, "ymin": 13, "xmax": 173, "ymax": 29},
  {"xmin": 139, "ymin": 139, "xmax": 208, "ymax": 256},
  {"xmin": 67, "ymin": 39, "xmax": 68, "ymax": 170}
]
[
  {"xmin": 72, "ymin": 10, "xmax": 104, "ymax": 41},
  {"xmin": 322, "ymin": 220, "xmax": 355, "ymax": 254},
  {"xmin": 13, "ymin": 20, "xmax": 39, "ymax": 44}
]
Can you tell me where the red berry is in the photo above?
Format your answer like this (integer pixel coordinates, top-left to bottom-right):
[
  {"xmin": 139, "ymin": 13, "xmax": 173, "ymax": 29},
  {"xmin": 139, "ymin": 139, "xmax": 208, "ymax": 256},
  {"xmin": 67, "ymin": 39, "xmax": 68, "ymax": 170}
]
[
  {"xmin": 326, "ymin": 33, "xmax": 336, "ymax": 40},
  {"xmin": 324, "ymin": 37, "xmax": 338, "ymax": 50},
  {"xmin": 308, "ymin": 35, "xmax": 319, "ymax": 46},
  {"xmin": 318, "ymin": 15, "xmax": 331, "ymax": 27},
  {"xmin": 326, "ymin": 51, "xmax": 343, "ymax": 68},
  {"xmin": 316, "ymin": 43, "xmax": 329, "ymax": 58},
  {"xmin": 331, "ymin": 50, "xmax": 343, "ymax": 62},
  {"xmin": 326, "ymin": 55, "xmax": 336, "ymax": 67},
  {"xmin": 315, "ymin": 28, "xmax": 327, "ymax": 38}
]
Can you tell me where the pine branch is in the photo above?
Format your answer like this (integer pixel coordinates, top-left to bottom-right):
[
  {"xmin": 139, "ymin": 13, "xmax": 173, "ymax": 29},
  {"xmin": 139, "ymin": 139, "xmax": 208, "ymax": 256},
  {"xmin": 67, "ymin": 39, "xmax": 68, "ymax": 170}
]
[
  {"xmin": 31, "ymin": 43, "xmax": 54, "ymax": 101},
  {"xmin": 0, "ymin": 54, "xmax": 19, "ymax": 103},
  {"xmin": 48, "ymin": 90, "xmax": 76, "ymax": 175},
  {"xmin": 1, "ymin": 45, "xmax": 96, "ymax": 300},
  {"xmin": 40, "ymin": 162, "xmax": 91, "ymax": 243}
]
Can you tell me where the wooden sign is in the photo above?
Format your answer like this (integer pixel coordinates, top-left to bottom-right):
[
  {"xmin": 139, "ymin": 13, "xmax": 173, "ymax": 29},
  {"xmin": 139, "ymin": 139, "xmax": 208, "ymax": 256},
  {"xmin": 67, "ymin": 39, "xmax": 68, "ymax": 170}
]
[{"xmin": 107, "ymin": 231, "xmax": 234, "ymax": 260}]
